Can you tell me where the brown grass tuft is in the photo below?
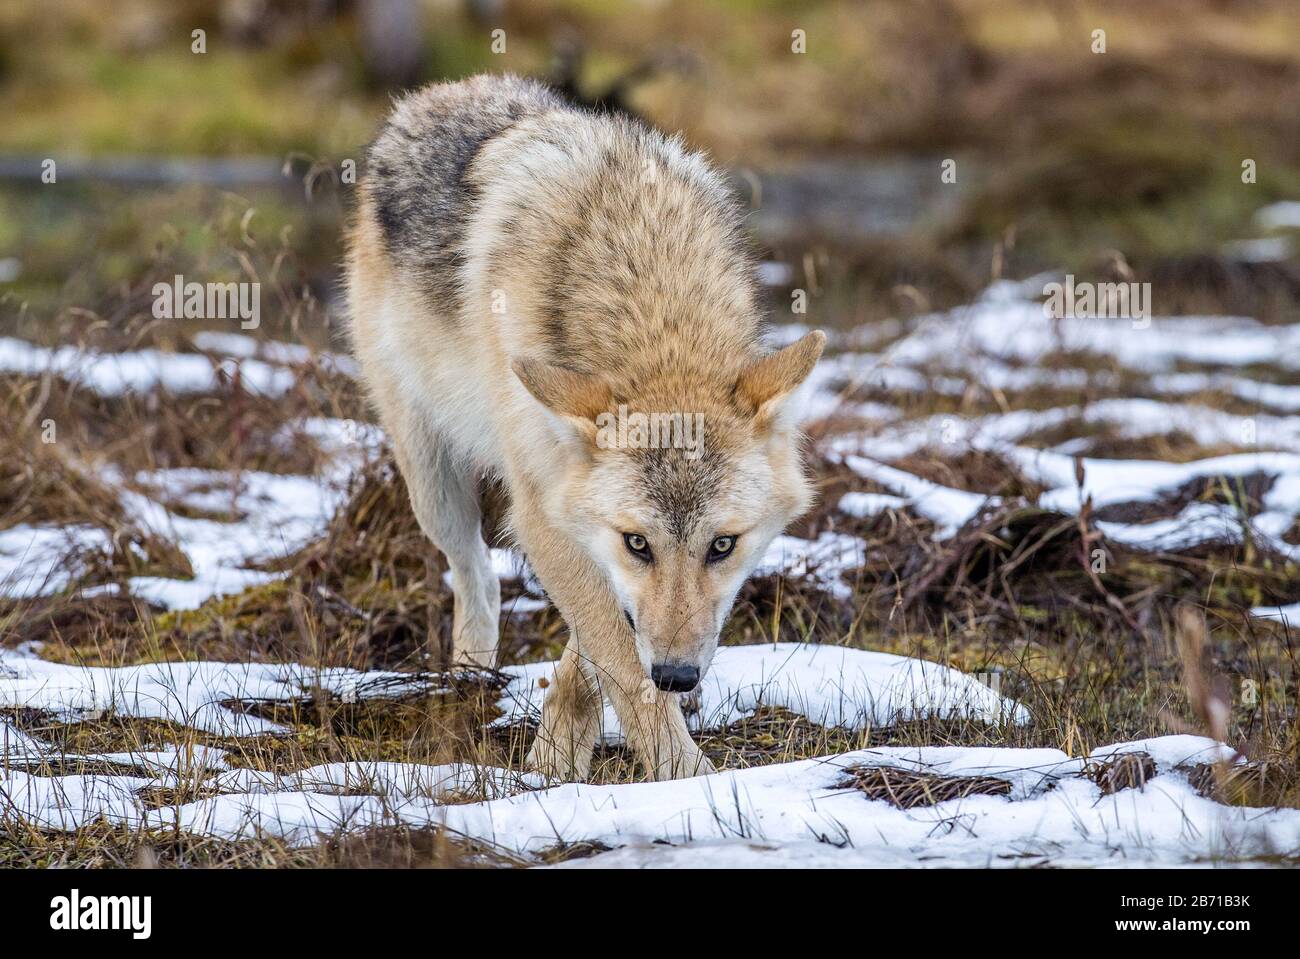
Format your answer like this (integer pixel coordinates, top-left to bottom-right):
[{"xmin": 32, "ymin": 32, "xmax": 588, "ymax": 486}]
[
  {"xmin": 834, "ymin": 764, "xmax": 1012, "ymax": 808},
  {"xmin": 1086, "ymin": 751, "xmax": 1158, "ymax": 795}
]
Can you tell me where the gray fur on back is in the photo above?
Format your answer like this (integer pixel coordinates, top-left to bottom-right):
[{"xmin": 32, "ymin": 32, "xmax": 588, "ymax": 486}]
[{"xmin": 365, "ymin": 74, "xmax": 569, "ymax": 308}]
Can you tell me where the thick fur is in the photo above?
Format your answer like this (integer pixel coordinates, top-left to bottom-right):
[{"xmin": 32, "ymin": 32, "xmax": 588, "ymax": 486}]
[{"xmin": 346, "ymin": 74, "xmax": 824, "ymax": 782}]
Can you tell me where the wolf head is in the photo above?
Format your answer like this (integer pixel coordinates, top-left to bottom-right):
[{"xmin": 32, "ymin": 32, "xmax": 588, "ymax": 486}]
[{"xmin": 513, "ymin": 330, "xmax": 825, "ymax": 690}]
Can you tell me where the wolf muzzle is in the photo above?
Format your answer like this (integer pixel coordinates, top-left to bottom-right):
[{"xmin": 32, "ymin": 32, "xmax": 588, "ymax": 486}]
[{"xmin": 650, "ymin": 662, "xmax": 700, "ymax": 692}]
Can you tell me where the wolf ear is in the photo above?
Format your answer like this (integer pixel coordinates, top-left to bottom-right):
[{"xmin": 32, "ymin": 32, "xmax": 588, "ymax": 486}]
[
  {"xmin": 511, "ymin": 357, "xmax": 612, "ymax": 441},
  {"xmin": 734, "ymin": 330, "xmax": 826, "ymax": 427}
]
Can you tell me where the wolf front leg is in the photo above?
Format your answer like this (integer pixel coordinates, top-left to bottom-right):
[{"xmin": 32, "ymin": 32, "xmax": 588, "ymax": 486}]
[
  {"xmin": 511, "ymin": 490, "xmax": 714, "ymax": 782},
  {"xmin": 526, "ymin": 636, "xmax": 603, "ymax": 781},
  {"xmin": 391, "ymin": 421, "xmax": 501, "ymax": 668},
  {"xmin": 598, "ymin": 657, "xmax": 717, "ymax": 781},
  {"xmin": 529, "ymin": 629, "xmax": 714, "ymax": 782}
]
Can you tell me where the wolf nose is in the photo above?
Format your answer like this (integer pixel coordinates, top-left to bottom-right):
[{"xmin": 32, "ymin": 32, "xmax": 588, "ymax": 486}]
[{"xmin": 651, "ymin": 662, "xmax": 700, "ymax": 692}]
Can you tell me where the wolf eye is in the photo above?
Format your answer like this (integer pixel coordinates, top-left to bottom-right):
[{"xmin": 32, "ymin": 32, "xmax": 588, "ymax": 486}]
[
  {"xmin": 707, "ymin": 535, "xmax": 736, "ymax": 562},
  {"xmin": 623, "ymin": 532, "xmax": 652, "ymax": 561}
]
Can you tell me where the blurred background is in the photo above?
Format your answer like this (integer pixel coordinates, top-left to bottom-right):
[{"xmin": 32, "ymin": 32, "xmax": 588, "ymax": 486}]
[{"xmin": 2, "ymin": 0, "xmax": 1299, "ymax": 345}]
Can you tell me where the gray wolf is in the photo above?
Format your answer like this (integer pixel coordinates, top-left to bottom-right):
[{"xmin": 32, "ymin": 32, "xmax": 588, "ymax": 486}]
[{"xmin": 346, "ymin": 74, "xmax": 824, "ymax": 781}]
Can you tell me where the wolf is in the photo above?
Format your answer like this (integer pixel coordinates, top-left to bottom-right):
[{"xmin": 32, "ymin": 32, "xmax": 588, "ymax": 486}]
[{"xmin": 346, "ymin": 74, "xmax": 824, "ymax": 781}]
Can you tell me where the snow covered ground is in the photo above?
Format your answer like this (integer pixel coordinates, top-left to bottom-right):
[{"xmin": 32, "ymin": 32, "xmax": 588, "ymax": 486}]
[
  {"xmin": 4, "ymin": 639, "xmax": 1291, "ymax": 867},
  {"xmin": 494, "ymin": 641, "xmax": 1028, "ymax": 739},
  {"xmin": 2, "ymin": 283, "xmax": 1299, "ymax": 866},
  {"xmin": 805, "ymin": 280, "xmax": 1300, "ymax": 575},
  {"xmin": 0, "ymin": 642, "xmax": 1022, "ymax": 741}
]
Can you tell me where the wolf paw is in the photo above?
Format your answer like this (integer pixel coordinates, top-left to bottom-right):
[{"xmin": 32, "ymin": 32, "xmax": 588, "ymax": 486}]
[
  {"xmin": 450, "ymin": 631, "xmax": 499, "ymax": 670},
  {"xmin": 525, "ymin": 735, "xmax": 592, "ymax": 784},
  {"xmin": 646, "ymin": 745, "xmax": 717, "ymax": 781}
]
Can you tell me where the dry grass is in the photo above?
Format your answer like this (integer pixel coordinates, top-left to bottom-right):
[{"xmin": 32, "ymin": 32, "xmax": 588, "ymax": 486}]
[
  {"xmin": 1183, "ymin": 761, "xmax": 1300, "ymax": 808},
  {"xmin": 1085, "ymin": 751, "xmax": 1158, "ymax": 795},
  {"xmin": 834, "ymin": 765, "xmax": 1013, "ymax": 809},
  {"xmin": 0, "ymin": 821, "xmax": 521, "ymax": 869}
]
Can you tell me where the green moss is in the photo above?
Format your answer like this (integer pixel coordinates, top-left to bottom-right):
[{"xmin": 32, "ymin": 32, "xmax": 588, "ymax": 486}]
[{"xmin": 153, "ymin": 580, "xmax": 291, "ymax": 635}]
